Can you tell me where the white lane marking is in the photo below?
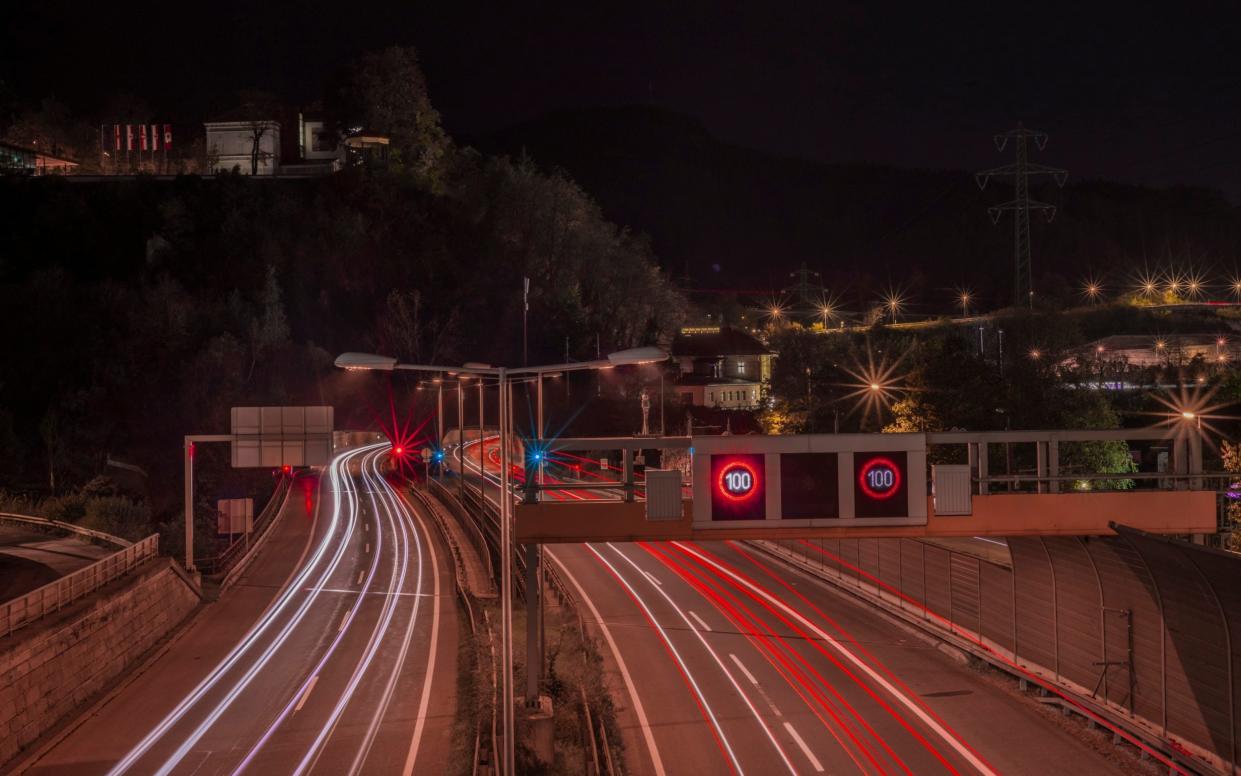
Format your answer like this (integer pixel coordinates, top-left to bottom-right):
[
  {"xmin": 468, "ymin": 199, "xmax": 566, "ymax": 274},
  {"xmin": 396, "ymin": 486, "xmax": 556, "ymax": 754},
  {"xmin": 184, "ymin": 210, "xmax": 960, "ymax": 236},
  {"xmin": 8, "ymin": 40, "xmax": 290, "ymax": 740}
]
[
  {"xmin": 307, "ymin": 587, "xmax": 433, "ymax": 597},
  {"xmin": 365, "ymin": 542, "xmax": 370, "ymax": 554},
  {"xmin": 357, "ymin": 570, "xmax": 364, "ymax": 585},
  {"xmin": 783, "ymin": 722, "xmax": 825, "ymax": 773},
  {"xmin": 228, "ymin": 448, "xmax": 384, "ymax": 774},
  {"xmin": 688, "ymin": 610, "xmax": 712, "ymax": 632},
  {"xmin": 972, "ymin": 536, "xmax": 1007, "ymax": 546},
  {"xmin": 110, "ymin": 445, "xmax": 378, "ymax": 776},
  {"xmin": 674, "ymin": 541, "xmax": 998, "ymax": 776},
  {"xmin": 131, "ymin": 445, "xmax": 380, "ymax": 776},
  {"xmin": 730, "ymin": 653, "xmax": 758, "ymax": 685},
  {"xmin": 643, "ymin": 570, "xmax": 662, "ymax": 587},
  {"xmin": 339, "ymin": 611, "xmax": 351, "ymax": 632},
  {"xmin": 549, "ymin": 548, "xmax": 666, "ymax": 776},
  {"xmin": 400, "ymin": 488, "xmax": 442, "ymax": 776},
  {"xmin": 365, "ymin": 522, "xmax": 369, "ymax": 532},
  {"xmin": 294, "ymin": 676, "xmax": 319, "ymax": 713},
  {"xmin": 607, "ymin": 543, "xmax": 795, "ymax": 775},
  {"xmin": 293, "ymin": 450, "xmax": 408, "ymax": 775}
]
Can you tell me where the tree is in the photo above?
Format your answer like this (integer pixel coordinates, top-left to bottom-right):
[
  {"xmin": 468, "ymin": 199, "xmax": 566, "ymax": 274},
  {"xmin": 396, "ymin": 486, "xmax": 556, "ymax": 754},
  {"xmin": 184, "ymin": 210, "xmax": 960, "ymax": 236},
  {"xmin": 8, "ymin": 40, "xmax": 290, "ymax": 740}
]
[
  {"xmin": 327, "ymin": 47, "xmax": 450, "ymax": 187},
  {"xmin": 232, "ymin": 90, "xmax": 281, "ymax": 175},
  {"xmin": 4, "ymin": 96, "xmax": 84, "ymax": 161},
  {"xmin": 247, "ymin": 266, "xmax": 290, "ymax": 384}
]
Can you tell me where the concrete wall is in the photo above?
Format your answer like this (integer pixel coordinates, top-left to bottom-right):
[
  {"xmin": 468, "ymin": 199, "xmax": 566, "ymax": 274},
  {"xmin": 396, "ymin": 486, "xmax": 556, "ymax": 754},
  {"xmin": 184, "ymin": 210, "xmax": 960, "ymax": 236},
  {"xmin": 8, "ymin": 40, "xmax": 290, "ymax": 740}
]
[{"xmin": 0, "ymin": 558, "xmax": 200, "ymax": 765}]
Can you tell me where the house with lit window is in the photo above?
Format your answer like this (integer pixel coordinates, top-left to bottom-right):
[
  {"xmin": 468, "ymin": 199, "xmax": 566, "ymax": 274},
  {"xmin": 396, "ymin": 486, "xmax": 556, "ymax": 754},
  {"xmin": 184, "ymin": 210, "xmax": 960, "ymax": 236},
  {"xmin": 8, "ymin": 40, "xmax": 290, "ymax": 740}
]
[
  {"xmin": 0, "ymin": 140, "xmax": 78, "ymax": 176},
  {"xmin": 671, "ymin": 325, "xmax": 773, "ymax": 409}
]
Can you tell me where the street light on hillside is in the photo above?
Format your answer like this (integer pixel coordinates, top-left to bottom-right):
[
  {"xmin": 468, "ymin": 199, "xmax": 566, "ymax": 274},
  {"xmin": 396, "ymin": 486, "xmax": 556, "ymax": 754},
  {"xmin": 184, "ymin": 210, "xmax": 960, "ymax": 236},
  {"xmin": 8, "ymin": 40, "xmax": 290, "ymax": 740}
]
[{"xmin": 336, "ymin": 345, "xmax": 666, "ymax": 776}]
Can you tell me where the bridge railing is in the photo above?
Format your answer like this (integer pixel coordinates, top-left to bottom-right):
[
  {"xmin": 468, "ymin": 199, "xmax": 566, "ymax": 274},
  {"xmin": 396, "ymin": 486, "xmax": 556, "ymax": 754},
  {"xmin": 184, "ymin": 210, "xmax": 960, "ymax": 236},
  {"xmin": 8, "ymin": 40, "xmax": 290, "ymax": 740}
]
[
  {"xmin": 926, "ymin": 428, "xmax": 1210, "ymax": 495},
  {"xmin": 1, "ymin": 533, "xmax": 160, "ymax": 638},
  {"xmin": 0, "ymin": 511, "xmax": 133, "ymax": 549},
  {"xmin": 522, "ymin": 436, "xmax": 691, "ymax": 503}
]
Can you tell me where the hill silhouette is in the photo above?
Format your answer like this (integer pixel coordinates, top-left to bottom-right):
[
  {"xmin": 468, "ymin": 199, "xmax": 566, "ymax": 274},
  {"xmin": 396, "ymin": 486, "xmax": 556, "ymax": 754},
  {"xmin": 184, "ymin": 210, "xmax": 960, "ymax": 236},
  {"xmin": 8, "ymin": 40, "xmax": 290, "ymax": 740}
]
[{"xmin": 475, "ymin": 106, "xmax": 1241, "ymax": 313}]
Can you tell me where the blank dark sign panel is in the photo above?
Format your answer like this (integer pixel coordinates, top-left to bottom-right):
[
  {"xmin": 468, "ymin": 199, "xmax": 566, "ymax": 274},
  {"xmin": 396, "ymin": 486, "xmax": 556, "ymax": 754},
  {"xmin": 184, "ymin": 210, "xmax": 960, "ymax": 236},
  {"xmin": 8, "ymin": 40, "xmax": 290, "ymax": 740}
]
[
  {"xmin": 853, "ymin": 451, "xmax": 909, "ymax": 518},
  {"xmin": 780, "ymin": 452, "xmax": 839, "ymax": 518},
  {"xmin": 710, "ymin": 454, "xmax": 766, "ymax": 521}
]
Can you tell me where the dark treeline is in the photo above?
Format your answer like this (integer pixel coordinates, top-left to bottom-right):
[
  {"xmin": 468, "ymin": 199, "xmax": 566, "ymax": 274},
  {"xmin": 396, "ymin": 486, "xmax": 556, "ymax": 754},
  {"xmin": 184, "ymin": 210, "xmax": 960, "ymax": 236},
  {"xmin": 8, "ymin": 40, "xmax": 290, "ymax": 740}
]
[
  {"xmin": 0, "ymin": 49, "xmax": 685, "ymax": 549},
  {"xmin": 478, "ymin": 106, "xmax": 1241, "ymax": 312}
]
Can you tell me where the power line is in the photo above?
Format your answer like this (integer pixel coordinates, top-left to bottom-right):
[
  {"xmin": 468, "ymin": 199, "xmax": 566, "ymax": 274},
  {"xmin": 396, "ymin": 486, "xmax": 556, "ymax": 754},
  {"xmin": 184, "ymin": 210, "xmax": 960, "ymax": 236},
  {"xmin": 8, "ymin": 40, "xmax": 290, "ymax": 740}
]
[{"xmin": 976, "ymin": 122, "xmax": 1067, "ymax": 308}]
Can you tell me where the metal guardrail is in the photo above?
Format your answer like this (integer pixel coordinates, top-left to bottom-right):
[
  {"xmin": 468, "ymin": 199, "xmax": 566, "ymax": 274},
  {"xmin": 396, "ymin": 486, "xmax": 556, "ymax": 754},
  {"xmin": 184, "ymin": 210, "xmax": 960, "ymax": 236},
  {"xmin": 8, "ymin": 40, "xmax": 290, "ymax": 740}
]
[
  {"xmin": 0, "ymin": 511, "xmax": 132, "ymax": 549},
  {"xmin": 1, "ymin": 533, "xmax": 160, "ymax": 638},
  {"xmin": 454, "ymin": 474, "xmax": 614, "ymax": 773},
  {"xmin": 405, "ymin": 486, "xmax": 496, "ymax": 776}
]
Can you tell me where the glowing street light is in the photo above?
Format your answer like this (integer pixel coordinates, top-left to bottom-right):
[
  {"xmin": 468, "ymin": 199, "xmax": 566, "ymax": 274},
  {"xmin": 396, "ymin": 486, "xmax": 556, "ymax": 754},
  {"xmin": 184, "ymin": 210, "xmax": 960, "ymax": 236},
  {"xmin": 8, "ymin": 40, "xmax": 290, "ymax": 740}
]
[
  {"xmin": 957, "ymin": 288, "xmax": 973, "ymax": 317},
  {"xmin": 1081, "ymin": 276, "xmax": 1104, "ymax": 304},
  {"xmin": 881, "ymin": 288, "xmax": 907, "ymax": 324},
  {"xmin": 1029, "ymin": 348, "xmax": 1042, "ymax": 360}
]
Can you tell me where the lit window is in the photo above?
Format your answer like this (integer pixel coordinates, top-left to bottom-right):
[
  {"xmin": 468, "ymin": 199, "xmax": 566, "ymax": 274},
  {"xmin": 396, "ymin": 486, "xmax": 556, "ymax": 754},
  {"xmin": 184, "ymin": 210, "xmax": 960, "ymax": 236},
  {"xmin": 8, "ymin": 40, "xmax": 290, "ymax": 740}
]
[{"xmin": 737, "ymin": 361, "xmax": 746, "ymax": 375}]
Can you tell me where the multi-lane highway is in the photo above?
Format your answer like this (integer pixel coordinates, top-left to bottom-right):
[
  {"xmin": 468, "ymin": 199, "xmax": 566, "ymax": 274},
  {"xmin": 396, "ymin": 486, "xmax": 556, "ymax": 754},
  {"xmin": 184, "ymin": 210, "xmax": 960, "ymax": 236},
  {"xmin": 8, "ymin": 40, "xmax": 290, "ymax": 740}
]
[
  {"xmin": 455, "ymin": 436, "xmax": 1136, "ymax": 776},
  {"xmin": 24, "ymin": 444, "xmax": 458, "ymax": 776}
]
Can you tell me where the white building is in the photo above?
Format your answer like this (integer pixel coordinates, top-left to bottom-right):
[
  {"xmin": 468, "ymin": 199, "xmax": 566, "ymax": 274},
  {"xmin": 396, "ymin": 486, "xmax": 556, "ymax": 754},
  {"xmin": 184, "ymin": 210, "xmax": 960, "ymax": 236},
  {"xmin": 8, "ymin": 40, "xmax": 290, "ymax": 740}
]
[{"xmin": 204, "ymin": 120, "xmax": 282, "ymax": 175}]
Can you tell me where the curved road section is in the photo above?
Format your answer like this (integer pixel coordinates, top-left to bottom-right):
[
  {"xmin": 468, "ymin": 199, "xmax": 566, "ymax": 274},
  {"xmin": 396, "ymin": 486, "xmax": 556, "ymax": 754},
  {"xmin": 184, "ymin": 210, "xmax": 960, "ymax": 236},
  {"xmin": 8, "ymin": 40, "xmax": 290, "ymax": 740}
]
[
  {"xmin": 456, "ymin": 436, "xmax": 1136, "ymax": 776},
  {"xmin": 24, "ymin": 444, "xmax": 458, "ymax": 776}
]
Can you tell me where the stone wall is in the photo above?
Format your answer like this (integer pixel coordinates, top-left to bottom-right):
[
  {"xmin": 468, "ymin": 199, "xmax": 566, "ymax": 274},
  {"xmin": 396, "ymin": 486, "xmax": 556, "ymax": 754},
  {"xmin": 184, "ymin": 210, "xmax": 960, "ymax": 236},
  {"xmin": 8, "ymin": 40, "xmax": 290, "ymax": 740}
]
[{"xmin": 0, "ymin": 558, "xmax": 200, "ymax": 765}]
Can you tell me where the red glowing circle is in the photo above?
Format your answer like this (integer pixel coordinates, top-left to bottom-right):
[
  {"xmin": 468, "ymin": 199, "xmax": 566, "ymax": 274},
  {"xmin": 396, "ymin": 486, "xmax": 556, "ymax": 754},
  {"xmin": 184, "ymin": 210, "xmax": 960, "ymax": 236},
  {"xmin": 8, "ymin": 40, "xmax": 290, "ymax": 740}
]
[
  {"xmin": 858, "ymin": 456, "xmax": 901, "ymax": 500},
  {"xmin": 716, "ymin": 461, "xmax": 759, "ymax": 502}
]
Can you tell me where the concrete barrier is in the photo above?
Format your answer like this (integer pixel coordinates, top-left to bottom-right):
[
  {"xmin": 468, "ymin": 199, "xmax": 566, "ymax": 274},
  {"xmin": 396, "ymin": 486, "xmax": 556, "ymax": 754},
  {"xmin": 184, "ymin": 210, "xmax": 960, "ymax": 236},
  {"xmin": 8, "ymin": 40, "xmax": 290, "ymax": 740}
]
[{"xmin": 0, "ymin": 557, "xmax": 200, "ymax": 766}]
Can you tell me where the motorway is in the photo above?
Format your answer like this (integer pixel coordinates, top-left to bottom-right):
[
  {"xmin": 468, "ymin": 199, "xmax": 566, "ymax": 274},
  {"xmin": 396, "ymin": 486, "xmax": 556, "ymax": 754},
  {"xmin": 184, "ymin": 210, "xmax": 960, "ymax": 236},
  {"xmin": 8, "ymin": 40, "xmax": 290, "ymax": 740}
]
[
  {"xmin": 456, "ymin": 436, "xmax": 1136, "ymax": 776},
  {"xmin": 23, "ymin": 444, "xmax": 459, "ymax": 776}
]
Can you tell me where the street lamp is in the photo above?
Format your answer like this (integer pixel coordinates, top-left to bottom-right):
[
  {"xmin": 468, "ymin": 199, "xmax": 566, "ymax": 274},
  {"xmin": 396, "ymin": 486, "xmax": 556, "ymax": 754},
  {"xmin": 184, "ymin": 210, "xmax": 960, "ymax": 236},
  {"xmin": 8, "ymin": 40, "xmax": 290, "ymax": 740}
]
[{"xmin": 336, "ymin": 345, "xmax": 667, "ymax": 776}]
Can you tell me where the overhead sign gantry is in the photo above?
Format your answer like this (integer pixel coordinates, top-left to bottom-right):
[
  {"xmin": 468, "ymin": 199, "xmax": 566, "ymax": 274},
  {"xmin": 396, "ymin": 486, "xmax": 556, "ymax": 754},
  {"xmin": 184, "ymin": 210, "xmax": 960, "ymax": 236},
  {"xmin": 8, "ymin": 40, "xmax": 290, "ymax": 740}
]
[{"xmin": 512, "ymin": 430, "xmax": 1219, "ymax": 543}]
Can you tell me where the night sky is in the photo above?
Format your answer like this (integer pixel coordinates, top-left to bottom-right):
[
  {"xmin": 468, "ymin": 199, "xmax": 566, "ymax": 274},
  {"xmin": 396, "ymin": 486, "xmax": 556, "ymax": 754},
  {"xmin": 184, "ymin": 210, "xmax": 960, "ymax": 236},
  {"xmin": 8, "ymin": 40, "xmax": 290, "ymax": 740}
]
[{"xmin": 5, "ymin": 2, "xmax": 1241, "ymax": 196}]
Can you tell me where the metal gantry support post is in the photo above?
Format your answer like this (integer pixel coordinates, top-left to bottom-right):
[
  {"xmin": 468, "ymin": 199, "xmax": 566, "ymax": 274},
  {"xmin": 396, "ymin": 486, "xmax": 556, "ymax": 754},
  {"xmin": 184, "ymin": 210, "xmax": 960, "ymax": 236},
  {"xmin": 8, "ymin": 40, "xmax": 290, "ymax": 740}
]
[
  {"xmin": 1036, "ymin": 441, "xmax": 1048, "ymax": 494},
  {"xmin": 437, "ymin": 382, "xmax": 445, "ymax": 451},
  {"xmin": 458, "ymin": 381, "xmax": 466, "ymax": 503},
  {"xmin": 184, "ymin": 437, "xmax": 195, "ymax": 573},
  {"xmin": 497, "ymin": 369, "xmax": 516, "ymax": 776},
  {"xmin": 526, "ymin": 372, "xmax": 545, "ymax": 701},
  {"xmin": 623, "ymin": 448, "xmax": 635, "ymax": 502},
  {"xmin": 1048, "ymin": 439, "xmax": 1060, "ymax": 494}
]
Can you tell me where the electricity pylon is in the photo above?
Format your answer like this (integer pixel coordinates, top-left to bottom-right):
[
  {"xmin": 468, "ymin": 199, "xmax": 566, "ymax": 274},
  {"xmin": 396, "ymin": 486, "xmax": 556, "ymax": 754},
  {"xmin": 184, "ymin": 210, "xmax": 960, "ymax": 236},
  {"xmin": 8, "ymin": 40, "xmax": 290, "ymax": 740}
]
[{"xmin": 976, "ymin": 123, "xmax": 1067, "ymax": 308}]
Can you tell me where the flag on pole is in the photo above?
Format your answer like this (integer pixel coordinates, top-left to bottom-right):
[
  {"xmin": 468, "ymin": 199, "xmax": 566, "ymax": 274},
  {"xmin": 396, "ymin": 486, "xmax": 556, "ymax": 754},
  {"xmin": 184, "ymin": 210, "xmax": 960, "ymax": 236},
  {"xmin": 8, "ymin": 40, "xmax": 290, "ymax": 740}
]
[
  {"xmin": 140, "ymin": 124, "xmax": 148, "ymax": 151},
  {"xmin": 150, "ymin": 124, "xmax": 160, "ymax": 151},
  {"xmin": 163, "ymin": 124, "xmax": 172, "ymax": 149},
  {"xmin": 126, "ymin": 124, "xmax": 134, "ymax": 151},
  {"xmin": 114, "ymin": 124, "xmax": 121, "ymax": 151}
]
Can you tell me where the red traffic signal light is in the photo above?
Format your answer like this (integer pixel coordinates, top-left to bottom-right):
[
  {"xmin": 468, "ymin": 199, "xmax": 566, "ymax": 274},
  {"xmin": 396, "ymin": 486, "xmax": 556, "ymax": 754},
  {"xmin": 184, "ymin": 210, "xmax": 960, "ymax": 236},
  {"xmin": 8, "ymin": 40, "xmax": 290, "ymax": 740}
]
[
  {"xmin": 282, "ymin": 465, "xmax": 292, "ymax": 475},
  {"xmin": 394, "ymin": 446, "xmax": 405, "ymax": 455}
]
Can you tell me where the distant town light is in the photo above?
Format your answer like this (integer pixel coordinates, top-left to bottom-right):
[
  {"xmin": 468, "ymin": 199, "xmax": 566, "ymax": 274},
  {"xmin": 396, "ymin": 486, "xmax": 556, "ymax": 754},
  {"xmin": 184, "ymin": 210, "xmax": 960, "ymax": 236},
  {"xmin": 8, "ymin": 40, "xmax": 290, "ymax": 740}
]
[{"xmin": 1029, "ymin": 349, "xmax": 1041, "ymax": 360}]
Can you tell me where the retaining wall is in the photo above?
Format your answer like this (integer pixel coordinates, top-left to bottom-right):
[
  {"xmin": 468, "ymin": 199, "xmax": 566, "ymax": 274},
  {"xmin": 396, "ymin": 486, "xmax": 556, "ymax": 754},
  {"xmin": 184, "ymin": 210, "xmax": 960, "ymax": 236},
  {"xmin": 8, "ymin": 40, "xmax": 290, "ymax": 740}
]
[{"xmin": 0, "ymin": 557, "xmax": 200, "ymax": 765}]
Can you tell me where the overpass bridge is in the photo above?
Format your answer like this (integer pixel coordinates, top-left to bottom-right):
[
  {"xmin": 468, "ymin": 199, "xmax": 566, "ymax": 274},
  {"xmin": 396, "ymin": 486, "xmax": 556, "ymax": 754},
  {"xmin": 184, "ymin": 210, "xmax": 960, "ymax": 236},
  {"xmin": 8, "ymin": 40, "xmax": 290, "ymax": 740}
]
[
  {"xmin": 508, "ymin": 429, "xmax": 1219, "ymax": 544},
  {"xmin": 446, "ymin": 426, "xmax": 1235, "ymax": 775}
]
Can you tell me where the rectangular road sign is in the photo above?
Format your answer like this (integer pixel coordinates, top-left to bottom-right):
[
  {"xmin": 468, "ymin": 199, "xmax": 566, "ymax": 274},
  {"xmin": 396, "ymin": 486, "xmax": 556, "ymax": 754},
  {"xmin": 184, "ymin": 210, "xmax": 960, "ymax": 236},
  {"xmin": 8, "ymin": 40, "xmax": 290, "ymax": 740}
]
[
  {"xmin": 230, "ymin": 406, "xmax": 334, "ymax": 468},
  {"xmin": 216, "ymin": 497, "xmax": 254, "ymax": 534},
  {"xmin": 692, "ymin": 433, "xmax": 927, "ymax": 528}
]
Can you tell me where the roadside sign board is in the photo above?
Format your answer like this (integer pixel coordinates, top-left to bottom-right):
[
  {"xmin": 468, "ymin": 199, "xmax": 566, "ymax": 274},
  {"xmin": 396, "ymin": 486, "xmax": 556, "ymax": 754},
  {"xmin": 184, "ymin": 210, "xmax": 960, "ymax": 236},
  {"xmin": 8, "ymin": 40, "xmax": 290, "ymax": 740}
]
[
  {"xmin": 230, "ymin": 406, "xmax": 334, "ymax": 468},
  {"xmin": 216, "ymin": 497, "xmax": 254, "ymax": 535},
  {"xmin": 692, "ymin": 433, "xmax": 927, "ymax": 528}
]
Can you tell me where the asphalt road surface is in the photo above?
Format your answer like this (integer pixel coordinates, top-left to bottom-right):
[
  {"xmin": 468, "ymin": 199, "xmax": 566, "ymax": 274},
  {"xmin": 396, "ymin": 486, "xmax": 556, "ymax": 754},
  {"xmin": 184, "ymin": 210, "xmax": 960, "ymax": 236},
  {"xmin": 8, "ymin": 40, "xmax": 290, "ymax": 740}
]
[
  {"xmin": 23, "ymin": 444, "xmax": 459, "ymax": 776},
  {"xmin": 455, "ymin": 435, "xmax": 1136, "ymax": 776}
]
